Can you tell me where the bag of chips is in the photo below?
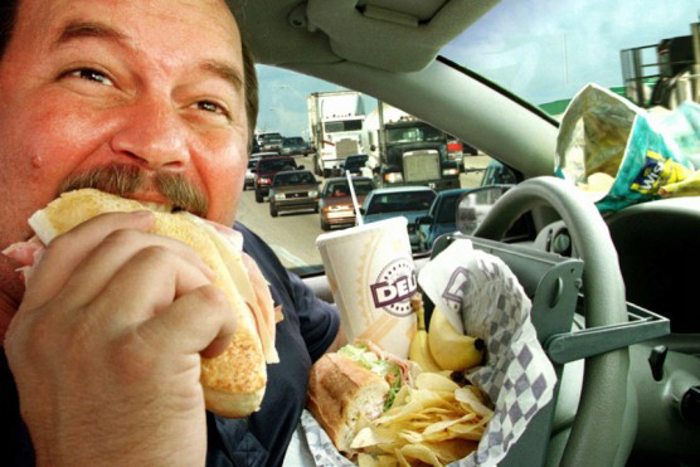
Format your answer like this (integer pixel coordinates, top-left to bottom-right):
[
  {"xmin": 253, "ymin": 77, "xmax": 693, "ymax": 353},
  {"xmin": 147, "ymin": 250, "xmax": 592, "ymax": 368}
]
[{"xmin": 555, "ymin": 83, "xmax": 697, "ymax": 212}]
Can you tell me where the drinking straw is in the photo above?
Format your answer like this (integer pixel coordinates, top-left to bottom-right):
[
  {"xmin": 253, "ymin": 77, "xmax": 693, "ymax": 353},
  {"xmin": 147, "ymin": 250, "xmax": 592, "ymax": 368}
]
[{"xmin": 346, "ymin": 171, "xmax": 364, "ymax": 226}]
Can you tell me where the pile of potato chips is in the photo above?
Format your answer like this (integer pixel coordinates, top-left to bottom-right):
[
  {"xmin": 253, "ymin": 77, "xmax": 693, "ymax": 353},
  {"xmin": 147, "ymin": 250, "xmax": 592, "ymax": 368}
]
[{"xmin": 350, "ymin": 372, "xmax": 493, "ymax": 467}]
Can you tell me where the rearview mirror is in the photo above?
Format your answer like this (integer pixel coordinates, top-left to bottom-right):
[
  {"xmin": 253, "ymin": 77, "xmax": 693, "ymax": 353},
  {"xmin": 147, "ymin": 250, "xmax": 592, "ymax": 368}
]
[{"xmin": 455, "ymin": 185, "xmax": 512, "ymax": 234}]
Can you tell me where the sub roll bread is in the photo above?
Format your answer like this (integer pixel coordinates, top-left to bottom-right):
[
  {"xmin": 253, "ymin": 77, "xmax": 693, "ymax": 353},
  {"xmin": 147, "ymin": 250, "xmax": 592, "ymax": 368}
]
[
  {"xmin": 306, "ymin": 342, "xmax": 416, "ymax": 453},
  {"xmin": 4, "ymin": 188, "xmax": 279, "ymax": 418}
]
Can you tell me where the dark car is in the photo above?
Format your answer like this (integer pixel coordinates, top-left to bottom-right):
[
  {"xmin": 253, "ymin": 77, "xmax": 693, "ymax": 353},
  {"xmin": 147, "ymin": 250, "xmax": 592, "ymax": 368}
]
[
  {"xmin": 245, "ymin": 151, "xmax": 279, "ymax": 190},
  {"xmin": 480, "ymin": 160, "xmax": 518, "ymax": 186},
  {"xmin": 415, "ymin": 187, "xmax": 470, "ymax": 251},
  {"xmin": 268, "ymin": 170, "xmax": 319, "ymax": 217},
  {"xmin": 361, "ymin": 186, "xmax": 437, "ymax": 251},
  {"xmin": 280, "ymin": 136, "xmax": 312, "ymax": 156},
  {"xmin": 415, "ymin": 185, "xmax": 512, "ymax": 251},
  {"xmin": 253, "ymin": 156, "xmax": 300, "ymax": 202},
  {"xmin": 318, "ymin": 176, "xmax": 375, "ymax": 230},
  {"xmin": 340, "ymin": 154, "xmax": 369, "ymax": 177}
]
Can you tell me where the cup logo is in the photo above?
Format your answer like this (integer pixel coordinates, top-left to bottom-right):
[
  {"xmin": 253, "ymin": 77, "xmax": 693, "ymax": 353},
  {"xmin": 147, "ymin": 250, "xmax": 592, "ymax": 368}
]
[{"xmin": 370, "ymin": 258, "xmax": 417, "ymax": 317}]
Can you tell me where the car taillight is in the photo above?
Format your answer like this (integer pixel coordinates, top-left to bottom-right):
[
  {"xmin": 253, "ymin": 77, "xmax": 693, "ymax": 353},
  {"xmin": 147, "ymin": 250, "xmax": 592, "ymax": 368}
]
[{"xmin": 447, "ymin": 141, "xmax": 463, "ymax": 152}]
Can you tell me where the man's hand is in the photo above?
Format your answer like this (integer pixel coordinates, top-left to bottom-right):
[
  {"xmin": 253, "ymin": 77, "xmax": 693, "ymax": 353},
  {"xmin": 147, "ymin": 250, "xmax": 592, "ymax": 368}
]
[{"xmin": 4, "ymin": 211, "xmax": 236, "ymax": 466}]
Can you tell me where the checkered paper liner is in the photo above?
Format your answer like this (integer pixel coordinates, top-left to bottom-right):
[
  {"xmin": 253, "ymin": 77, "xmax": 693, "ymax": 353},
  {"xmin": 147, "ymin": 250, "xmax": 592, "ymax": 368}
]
[{"xmin": 301, "ymin": 238, "xmax": 557, "ymax": 466}]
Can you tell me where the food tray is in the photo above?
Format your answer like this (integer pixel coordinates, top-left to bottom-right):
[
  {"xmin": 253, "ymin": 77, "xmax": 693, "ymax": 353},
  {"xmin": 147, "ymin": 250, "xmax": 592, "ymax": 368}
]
[{"xmin": 429, "ymin": 233, "xmax": 670, "ymax": 466}]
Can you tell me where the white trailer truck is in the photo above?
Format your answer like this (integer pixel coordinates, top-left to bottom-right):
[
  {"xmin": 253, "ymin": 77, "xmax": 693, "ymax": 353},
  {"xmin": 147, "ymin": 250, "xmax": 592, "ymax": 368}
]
[{"xmin": 307, "ymin": 91, "xmax": 366, "ymax": 177}]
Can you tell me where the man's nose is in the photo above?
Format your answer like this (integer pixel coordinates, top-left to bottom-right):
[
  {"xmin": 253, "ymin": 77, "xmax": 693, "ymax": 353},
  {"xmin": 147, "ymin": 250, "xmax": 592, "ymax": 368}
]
[{"xmin": 110, "ymin": 96, "xmax": 191, "ymax": 170}]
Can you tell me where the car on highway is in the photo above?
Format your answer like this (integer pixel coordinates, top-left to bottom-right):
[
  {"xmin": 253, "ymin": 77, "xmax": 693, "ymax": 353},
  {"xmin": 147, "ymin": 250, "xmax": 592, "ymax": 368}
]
[
  {"xmin": 415, "ymin": 185, "xmax": 512, "ymax": 251},
  {"xmin": 480, "ymin": 160, "xmax": 518, "ymax": 186},
  {"xmin": 280, "ymin": 136, "xmax": 312, "ymax": 157},
  {"xmin": 339, "ymin": 154, "xmax": 369, "ymax": 177},
  {"xmin": 245, "ymin": 151, "xmax": 279, "ymax": 190},
  {"xmin": 253, "ymin": 155, "xmax": 300, "ymax": 202},
  {"xmin": 268, "ymin": 170, "xmax": 319, "ymax": 217},
  {"xmin": 414, "ymin": 187, "xmax": 469, "ymax": 251},
  {"xmin": 232, "ymin": 2, "xmax": 700, "ymax": 466},
  {"xmin": 318, "ymin": 176, "xmax": 375, "ymax": 230},
  {"xmin": 256, "ymin": 132, "xmax": 284, "ymax": 153},
  {"xmin": 361, "ymin": 186, "xmax": 437, "ymax": 252}
]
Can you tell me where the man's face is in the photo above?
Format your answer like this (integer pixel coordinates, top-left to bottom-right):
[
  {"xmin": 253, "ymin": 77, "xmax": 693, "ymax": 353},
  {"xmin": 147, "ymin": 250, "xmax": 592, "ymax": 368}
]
[{"xmin": 0, "ymin": 0, "xmax": 249, "ymax": 247}]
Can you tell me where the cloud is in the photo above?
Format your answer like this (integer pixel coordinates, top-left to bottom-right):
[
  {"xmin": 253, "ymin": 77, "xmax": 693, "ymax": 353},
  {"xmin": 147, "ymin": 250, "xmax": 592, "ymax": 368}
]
[{"xmin": 255, "ymin": 0, "xmax": 700, "ymax": 134}]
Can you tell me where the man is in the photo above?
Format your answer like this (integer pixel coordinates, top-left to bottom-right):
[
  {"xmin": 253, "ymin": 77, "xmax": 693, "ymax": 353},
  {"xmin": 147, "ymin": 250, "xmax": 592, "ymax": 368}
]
[{"xmin": 0, "ymin": 0, "xmax": 341, "ymax": 465}]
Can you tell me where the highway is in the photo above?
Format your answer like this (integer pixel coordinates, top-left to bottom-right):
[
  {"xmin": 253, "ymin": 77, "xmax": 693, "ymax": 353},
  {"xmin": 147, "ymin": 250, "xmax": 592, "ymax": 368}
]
[{"xmin": 235, "ymin": 154, "xmax": 491, "ymax": 269}]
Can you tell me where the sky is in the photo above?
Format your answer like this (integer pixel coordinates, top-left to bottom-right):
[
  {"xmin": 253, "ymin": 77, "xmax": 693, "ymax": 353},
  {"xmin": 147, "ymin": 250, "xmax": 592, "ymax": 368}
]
[{"xmin": 256, "ymin": 0, "xmax": 699, "ymax": 137}]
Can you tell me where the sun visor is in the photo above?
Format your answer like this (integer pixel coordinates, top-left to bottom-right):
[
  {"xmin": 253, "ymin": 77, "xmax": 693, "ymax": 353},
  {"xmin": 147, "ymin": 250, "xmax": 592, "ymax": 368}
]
[{"xmin": 306, "ymin": 0, "xmax": 499, "ymax": 72}]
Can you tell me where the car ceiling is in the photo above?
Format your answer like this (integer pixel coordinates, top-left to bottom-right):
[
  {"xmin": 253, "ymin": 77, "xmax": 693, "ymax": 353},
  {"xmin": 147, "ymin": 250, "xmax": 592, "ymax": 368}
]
[
  {"xmin": 227, "ymin": 0, "xmax": 558, "ymax": 178},
  {"xmin": 227, "ymin": 0, "xmax": 499, "ymax": 72}
]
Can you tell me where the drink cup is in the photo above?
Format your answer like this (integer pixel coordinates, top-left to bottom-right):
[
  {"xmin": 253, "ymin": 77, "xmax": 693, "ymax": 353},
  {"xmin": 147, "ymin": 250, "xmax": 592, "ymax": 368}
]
[{"xmin": 316, "ymin": 217, "xmax": 417, "ymax": 357}]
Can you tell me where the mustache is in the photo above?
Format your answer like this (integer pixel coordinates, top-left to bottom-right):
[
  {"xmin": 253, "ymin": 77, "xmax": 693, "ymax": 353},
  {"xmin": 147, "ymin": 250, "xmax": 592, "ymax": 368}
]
[{"xmin": 58, "ymin": 165, "xmax": 208, "ymax": 217}]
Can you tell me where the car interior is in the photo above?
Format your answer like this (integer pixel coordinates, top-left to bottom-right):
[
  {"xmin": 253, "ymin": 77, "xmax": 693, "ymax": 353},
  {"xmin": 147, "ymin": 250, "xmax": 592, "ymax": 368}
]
[{"xmin": 227, "ymin": 1, "xmax": 700, "ymax": 465}]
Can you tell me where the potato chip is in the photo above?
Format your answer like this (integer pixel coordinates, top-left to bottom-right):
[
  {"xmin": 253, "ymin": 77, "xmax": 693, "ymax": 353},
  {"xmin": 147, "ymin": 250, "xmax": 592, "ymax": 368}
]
[
  {"xmin": 425, "ymin": 439, "xmax": 478, "ymax": 462},
  {"xmin": 415, "ymin": 372, "xmax": 460, "ymax": 392},
  {"xmin": 358, "ymin": 453, "xmax": 400, "ymax": 467},
  {"xmin": 398, "ymin": 444, "xmax": 443, "ymax": 467},
  {"xmin": 352, "ymin": 427, "xmax": 397, "ymax": 449},
  {"xmin": 423, "ymin": 416, "xmax": 472, "ymax": 436},
  {"xmin": 455, "ymin": 386, "xmax": 493, "ymax": 417},
  {"xmin": 348, "ymin": 370, "xmax": 494, "ymax": 466}
]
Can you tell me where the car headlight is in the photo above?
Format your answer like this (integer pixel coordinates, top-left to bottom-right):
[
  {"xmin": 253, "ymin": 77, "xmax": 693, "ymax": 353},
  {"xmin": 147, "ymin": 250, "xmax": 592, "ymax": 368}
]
[
  {"xmin": 309, "ymin": 190, "xmax": 318, "ymax": 198},
  {"xmin": 384, "ymin": 172, "xmax": 403, "ymax": 183},
  {"xmin": 274, "ymin": 193, "xmax": 285, "ymax": 201},
  {"xmin": 442, "ymin": 167, "xmax": 460, "ymax": 177},
  {"xmin": 258, "ymin": 177, "xmax": 271, "ymax": 185}
]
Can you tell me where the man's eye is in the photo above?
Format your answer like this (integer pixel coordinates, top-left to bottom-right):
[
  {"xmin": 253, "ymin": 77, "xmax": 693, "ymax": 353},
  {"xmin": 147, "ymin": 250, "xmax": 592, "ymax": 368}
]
[
  {"xmin": 196, "ymin": 100, "xmax": 231, "ymax": 119},
  {"xmin": 68, "ymin": 68, "xmax": 114, "ymax": 86}
]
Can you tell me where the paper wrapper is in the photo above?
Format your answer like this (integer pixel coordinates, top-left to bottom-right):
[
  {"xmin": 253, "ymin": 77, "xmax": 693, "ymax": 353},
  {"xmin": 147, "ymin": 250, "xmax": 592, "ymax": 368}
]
[
  {"xmin": 554, "ymin": 83, "xmax": 696, "ymax": 212},
  {"xmin": 301, "ymin": 238, "xmax": 558, "ymax": 466}
]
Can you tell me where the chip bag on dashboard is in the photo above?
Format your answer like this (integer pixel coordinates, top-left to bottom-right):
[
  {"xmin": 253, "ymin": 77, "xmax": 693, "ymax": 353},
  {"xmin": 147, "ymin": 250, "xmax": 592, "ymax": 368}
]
[{"xmin": 555, "ymin": 83, "xmax": 697, "ymax": 212}]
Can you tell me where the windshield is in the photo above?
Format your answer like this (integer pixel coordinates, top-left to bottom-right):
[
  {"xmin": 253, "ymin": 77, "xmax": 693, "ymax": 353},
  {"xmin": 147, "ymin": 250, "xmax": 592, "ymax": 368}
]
[
  {"xmin": 273, "ymin": 171, "xmax": 316, "ymax": 186},
  {"xmin": 345, "ymin": 156, "xmax": 368, "ymax": 168},
  {"xmin": 435, "ymin": 195, "xmax": 460, "ymax": 223},
  {"xmin": 324, "ymin": 119, "xmax": 363, "ymax": 133},
  {"xmin": 258, "ymin": 159, "xmax": 296, "ymax": 171},
  {"xmin": 440, "ymin": 0, "xmax": 699, "ymax": 115},
  {"xmin": 235, "ymin": 1, "xmax": 698, "ymax": 273},
  {"xmin": 386, "ymin": 125, "xmax": 444, "ymax": 144},
  {"xmin": 366, "ymin": 191, "xmax": 437, "ymax": 215},
  {"xmin": 324, "ymin": 180, "xmax": 374, "ymax": 197}
]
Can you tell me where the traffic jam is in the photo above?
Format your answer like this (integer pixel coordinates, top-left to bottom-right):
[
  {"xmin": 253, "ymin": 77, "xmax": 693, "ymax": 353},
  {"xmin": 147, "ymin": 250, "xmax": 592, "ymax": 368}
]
[{"xmin": 246, "ymin": 92, "xmax": 498, "ymax": 254}]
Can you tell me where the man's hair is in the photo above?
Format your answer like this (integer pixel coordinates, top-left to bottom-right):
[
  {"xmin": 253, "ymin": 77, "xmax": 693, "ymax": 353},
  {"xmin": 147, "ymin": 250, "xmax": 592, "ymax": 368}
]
[
  {"xmin": 240, "ymin": 34, "xmax": 259, "ymax": 149},
  {"xmin": 0, "ymin": 0, "xmax": 258, "ymax": 148}
]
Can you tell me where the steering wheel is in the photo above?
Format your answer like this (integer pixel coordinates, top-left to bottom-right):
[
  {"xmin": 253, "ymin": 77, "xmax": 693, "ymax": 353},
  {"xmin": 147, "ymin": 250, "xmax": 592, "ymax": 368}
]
[{"xmin": 472, "ymin": 176, "xmax": 630, "ymax": 467}]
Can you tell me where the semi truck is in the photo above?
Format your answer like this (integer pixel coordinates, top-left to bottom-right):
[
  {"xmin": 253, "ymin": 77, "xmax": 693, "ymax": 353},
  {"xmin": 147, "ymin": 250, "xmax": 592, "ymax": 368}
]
[
  {"xmin": 620, "ymin": 21, "xmax": 699, "ymax": 109},
  {"xmin": 307, "ymin": 91, "xmax": 366, "ymax": 177},
  {"xmin": 365, "ymin": 102, "xmax": 461, "ymax": 191}
]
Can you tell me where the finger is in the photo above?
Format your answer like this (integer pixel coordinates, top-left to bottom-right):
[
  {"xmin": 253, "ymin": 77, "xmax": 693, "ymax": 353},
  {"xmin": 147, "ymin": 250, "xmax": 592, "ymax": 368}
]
[
  {"xmin": 132, "ymin": 284, "xmax": 236, "ymax": 360},
  {"xmin": 78, "ymin": 243, "xmax": 216, "ymax": 325},
  {"xmin": 26, "ymin": 226, "xmax": 214, "ymax": 314},
  {"xmin": 22, "ymin": 211, "xmax": 155, "ymax": 311}
]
